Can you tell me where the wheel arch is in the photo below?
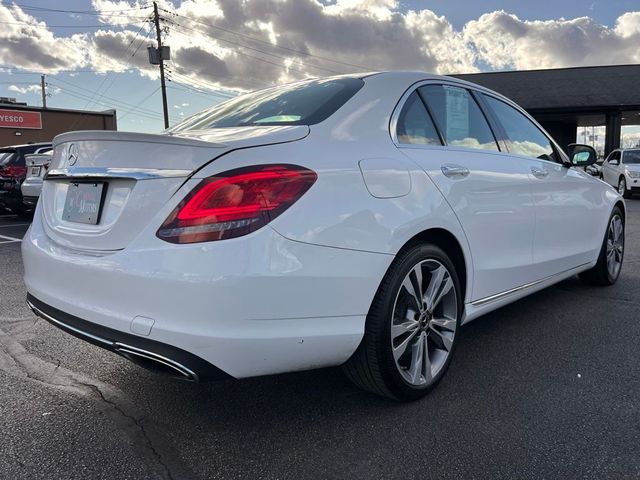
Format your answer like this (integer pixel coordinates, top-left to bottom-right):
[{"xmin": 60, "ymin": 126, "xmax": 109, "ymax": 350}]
[
  {"xmin": 399, "ymin": 228, "xmax": 470, "ymax": 304},
  {"xmin": 615, "ymin": 199, "xmax": 626, "ymax": 217}
]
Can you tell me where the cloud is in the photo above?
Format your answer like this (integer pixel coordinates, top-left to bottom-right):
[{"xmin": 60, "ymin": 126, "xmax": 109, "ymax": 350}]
[
  {"xmin": 0, "ymin": 1, "xmax": 639, "ymax": 93},
  {"xmin": 8, "ymin": 84, "xmax": 41, "ymax": 94},
  {"xmin": 0, "ymin": 3, "xmax": 88, "ymax": 72},
  {"xmin": 88, "ymin": 0, "xmax": 477, "ymax": 91},
  {"xmin": 464, "ymin": 11, "xmax": 640, "ymax": 70}
]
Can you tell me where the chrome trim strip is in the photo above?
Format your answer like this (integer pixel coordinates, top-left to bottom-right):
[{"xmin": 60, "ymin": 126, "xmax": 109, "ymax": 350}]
[
  {"xmin": 27, "ymin": 298, "xmax": 113, "ymax": 347},
  {"xmin": 45, "ymin": 167, "xmax": 192, "ymax": 181},
  {"xmin": 26, "ymin": 298, "xmax": 198, "ymax": 381},
  {"xmin": 470, "ymin": 263, "xmax": 591, "ymax": 307}
]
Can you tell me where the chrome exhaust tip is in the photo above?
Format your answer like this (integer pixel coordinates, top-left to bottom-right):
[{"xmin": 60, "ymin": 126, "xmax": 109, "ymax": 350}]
[{"xmin": 114, "ymin": 343, "xmax": 198, "ymax": 381}]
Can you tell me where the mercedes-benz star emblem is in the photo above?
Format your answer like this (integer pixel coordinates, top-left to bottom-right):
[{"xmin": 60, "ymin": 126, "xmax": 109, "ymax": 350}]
[{"xmin": 67, "ymin": 143, "xmax": 79, "ymax": 166}]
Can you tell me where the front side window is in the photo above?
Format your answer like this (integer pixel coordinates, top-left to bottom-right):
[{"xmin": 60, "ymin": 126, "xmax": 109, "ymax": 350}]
[
  {"xmin": 168, "ymin": 78, "xmax": 364, "ymax": 131},
  {"xmin": 482, "ymin": 95, "xmax": 557, "ymax": 162},
  {"xmin": 396, "ymin": 91, "xmax": 441, "ymax": 145},
  {"xmin": 607, "ymin": 151, "xmax": 620, "ymax": 163},
  {"xmin": 419, "ymin": 85, "xmax": 499, "ymax": 152},
  {"xmin": 623, "ymin": 150, "xmax": 640, "ymax": 164}
]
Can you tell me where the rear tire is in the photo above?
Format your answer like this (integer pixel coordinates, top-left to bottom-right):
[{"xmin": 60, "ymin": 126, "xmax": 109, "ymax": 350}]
[
  {"xmin": 579, "ymin": 206, "xmax": 624, "ymax": 286},
  {"xmin": 619, "ymin": 177, "xmax": 631, "ymax": 199},
  {"xmin": 343, "ymin": 243, "xmax": 462, "ymax": 401}
]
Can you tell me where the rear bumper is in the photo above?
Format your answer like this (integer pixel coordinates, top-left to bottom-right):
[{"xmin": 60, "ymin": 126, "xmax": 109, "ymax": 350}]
[
  {"xmin": 21, "ymin": 179, "xmax": 42, "ymax": 202},
  {"xmin": 27, "ymin": 294, "xmax": 229, "ymax": 381},
  {"xmin": 22, "ymin": 212, "xmax": 391, "ymax": 378},
  {"xmin": 22, "ymin": 196, "xmax": 38, "ymax": 207}
]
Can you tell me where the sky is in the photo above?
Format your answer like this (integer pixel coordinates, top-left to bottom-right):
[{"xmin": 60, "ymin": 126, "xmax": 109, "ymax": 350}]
[{"xmin": 0, "ymin": 0, "xmax": 639, "ymax": 133}]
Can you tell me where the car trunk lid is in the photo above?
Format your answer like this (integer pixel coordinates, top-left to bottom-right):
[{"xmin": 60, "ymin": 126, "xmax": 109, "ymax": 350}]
[{"xmin": 41, "ymin": 126, "xmax": 309, "ymax": 251}]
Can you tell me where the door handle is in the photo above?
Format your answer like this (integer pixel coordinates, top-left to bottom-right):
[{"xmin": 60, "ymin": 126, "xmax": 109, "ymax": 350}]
[
  {"xmin": 441, "ymin": 164, "xmax": 470, "ymax": 179},
  {"xmin": 530, "ymin": 167, "xmax": 549, "ymax": 179}
]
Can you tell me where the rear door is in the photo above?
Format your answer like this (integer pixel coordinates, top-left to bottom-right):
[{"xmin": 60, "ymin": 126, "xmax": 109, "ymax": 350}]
[
  {"xmin": 481, "ymin": 93, "xmax": 600, "ymax": 276},
  {"xmin": 396, "ymin": 82, "xmax": 538, "ymax": 302}
]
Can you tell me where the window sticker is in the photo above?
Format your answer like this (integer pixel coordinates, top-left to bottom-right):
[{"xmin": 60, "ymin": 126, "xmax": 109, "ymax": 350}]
[{"xmin": 443, "ymin": 86, "xmax": 469, "ymax": 141}]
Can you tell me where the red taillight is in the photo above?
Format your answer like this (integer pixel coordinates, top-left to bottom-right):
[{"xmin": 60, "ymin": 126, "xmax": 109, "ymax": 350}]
[
  {"xmin": 156, "ymin": 164, "xmax": 317, "ymax": 244},
  {"xmin": 0, "ymin": 166, "xmax": 27, "ymax": 178}
]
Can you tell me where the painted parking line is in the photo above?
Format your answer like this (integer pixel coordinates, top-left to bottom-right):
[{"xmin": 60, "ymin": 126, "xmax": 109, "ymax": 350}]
[
  {"xmin": 0, "ymin": 223, "xmax": 29, "ymax": 228},
  {"xmin": 0, "ymin": 233, "xmax": 21, "ymax": 242}
]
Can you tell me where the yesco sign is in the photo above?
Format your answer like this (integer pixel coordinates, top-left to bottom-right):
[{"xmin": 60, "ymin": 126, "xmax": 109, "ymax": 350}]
[{"xmin": 0, "ymin": 109, "xmax": 42, "ymax": 129}]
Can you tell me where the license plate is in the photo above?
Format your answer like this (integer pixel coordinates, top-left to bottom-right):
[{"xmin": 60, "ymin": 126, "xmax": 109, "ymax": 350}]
[
  {"xmin": 30, "ymin": 166, "xmax": 41, "ymax": 177},
  {"xmin": 62, "ymin": 182, "xmax": 105, "ymax": 225}
]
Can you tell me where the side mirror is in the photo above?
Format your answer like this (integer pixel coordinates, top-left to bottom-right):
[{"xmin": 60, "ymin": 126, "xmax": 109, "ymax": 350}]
[
  {"xmin": 609, "ymin": 158, "xmax": 619, "ymax": 166},
  {"xmin": 567, "ymin": 144, "xmax": 597, "ymax": 167}
]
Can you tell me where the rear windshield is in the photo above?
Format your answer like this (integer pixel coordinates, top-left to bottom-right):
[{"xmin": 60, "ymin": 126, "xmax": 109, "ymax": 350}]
[
  {"xmin": 0, "ymin": 150, "xmax": 17, "ymax": 167},
  {"xmin": 624, "ymin": 150, "xmax": 640, "ymax": 164},
  {"xmin": 168, "ymin": 77, "xmax": 364, "ymax": 132}
]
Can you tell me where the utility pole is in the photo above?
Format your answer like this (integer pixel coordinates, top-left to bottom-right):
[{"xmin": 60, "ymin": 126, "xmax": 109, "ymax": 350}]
[
  {"xmin": 152, "ymin": 1, "xmax": 169, "ymax": 128},
  {"xmin": 40, "ymin": 75, "xmax": 47, "ymax": 109}
]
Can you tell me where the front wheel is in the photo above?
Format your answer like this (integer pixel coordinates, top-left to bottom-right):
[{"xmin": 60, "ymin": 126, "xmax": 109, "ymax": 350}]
[
  {"xmin": 579, "ymin": 206, "xmax": 625, "ymax": 286},
  {"xmin": 343, "ymin": 243, "xmax": 462, "ymax": 401},
  {"xmin": 618, "ymin": 177, "xmax": 631, "ymax": 199}
]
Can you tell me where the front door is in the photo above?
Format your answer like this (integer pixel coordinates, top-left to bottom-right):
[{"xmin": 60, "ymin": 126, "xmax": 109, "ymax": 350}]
[{"xmin": 481, "ymin": 93, "xmax": 600, "ymax": 278}]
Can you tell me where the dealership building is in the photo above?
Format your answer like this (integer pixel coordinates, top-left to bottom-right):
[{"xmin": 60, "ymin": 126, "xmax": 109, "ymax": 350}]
[
  {"xmin": 0, "ymin": 98, "xmax": 116, "ymax": 148},
  {"xmin": 455, "ymin": 64, "xmax": 640, "ymax": 157}
]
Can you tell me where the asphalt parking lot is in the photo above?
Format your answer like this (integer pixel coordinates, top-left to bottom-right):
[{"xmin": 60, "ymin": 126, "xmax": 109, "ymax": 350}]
[{"xmin": 1, "ymin": 202, "xmax": 639, "ymax": 480}]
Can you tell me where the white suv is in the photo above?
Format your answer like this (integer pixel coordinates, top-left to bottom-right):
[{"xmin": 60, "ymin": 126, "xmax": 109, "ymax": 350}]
[{"xmin": 602, "ymin": 148, "xmax": 640, "ymax": 198}]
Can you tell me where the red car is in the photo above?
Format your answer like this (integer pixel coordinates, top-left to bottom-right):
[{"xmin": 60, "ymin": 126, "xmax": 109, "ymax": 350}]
[{"xmin": 0, "ymin": 142, "xmax": 51, "ymax": 216}]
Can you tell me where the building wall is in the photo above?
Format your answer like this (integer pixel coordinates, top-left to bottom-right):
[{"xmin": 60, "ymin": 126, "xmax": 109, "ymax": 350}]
[{"xmin": 0, "ymin": 108, "xmax": 116, "ymax": 148}]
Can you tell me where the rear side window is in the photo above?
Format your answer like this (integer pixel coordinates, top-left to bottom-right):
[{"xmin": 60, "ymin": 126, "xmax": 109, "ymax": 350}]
[
  {"xmin": 396, "ymin": 91, "xmax": 441, "ymax": 145},
  {"xmin": 482, "ymin": 94, "xmax": 558, "ymax": 162},
  {"xmin": 0, "ymin": 150, "xmax": 18, "ymax": 167},
  {"xmin": 168, "ymin": 77, "xmax": 364, "ymax": 131},
  {"xmin": 419, "ymin": 85, "xmax": 499, "ymax": 151}
]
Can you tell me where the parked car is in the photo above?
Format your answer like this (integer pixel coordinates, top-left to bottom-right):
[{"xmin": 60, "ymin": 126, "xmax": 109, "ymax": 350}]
[
  {"xmin": 585, "ymin": 158, "xmax": 604, "ymax": 178},
  {"xmin": 23, "ymin": 73, "xmax": 624, "ymax": 400},
  {"xmin": 21, "ymin": 150, "xmax": 53, "ymax": 208},
  {"xmin": 0, "ymin": 142, "xmax": 52, "ymax": 216},
  {"xmin": 602, "ymin": 148, "xmax": 640, "ymax": 198}
]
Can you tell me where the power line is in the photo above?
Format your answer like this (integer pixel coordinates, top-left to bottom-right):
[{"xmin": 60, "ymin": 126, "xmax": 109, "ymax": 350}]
[
  {"xmin": 169, "ymin": 24, "xmax": 315, "ymax": 79},
  {"xmin": 55, "ymin": 88, "xmax": 164, "ymax": 121},
  {"xmin": 167, "ymin": 19, "xmax": 343, "ymax": 76},
  {"xmin": 118, "ymin": 86, "xmax": 160, "ymax": 120},
  {"xmin": 1, "ymin": 2, "xmax": 150, "ymax": 16},
  {"xmin": 0, "ymin": 20, "xmax": 111, "ymax": 28},
  {"xmin": 165, "ymin": 68, "xmax": 248, "ymax": 95},
  {"xmin": 162, "ymin": 7, "xmax": 376, "ymax": 72},
  {"xmin": 0, "ymin": 64, "xmax": 111, "ymax": 74},
  {"xmin": 48, "ymin": 77, "xmax": 162, "ymax": 117},
  {"xmin": 165, "ymin": 74, "xmax": 238, "ymax": 100},
  {"xmin": 77, "ymin": 20, "xmax": 151, "ymax": 111}
]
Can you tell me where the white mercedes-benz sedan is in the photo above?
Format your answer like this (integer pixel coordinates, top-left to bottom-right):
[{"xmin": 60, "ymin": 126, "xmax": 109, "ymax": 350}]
[{"xmin": 23, "ymin": 72, "xmax": 625, "ymax": 400}]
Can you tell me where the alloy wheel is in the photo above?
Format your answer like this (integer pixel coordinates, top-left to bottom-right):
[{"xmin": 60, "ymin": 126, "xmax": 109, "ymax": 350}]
[
  {"xmin": 606, "ymin": 214, "xmax": 624, "ymax": 278},
  {"xmin": 390, "ymin": 259, "xmax": 458, "ymax": 387},
  {"xmin": 618, "ymin": 179, "xmax": 626, "ymax": 195}
]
